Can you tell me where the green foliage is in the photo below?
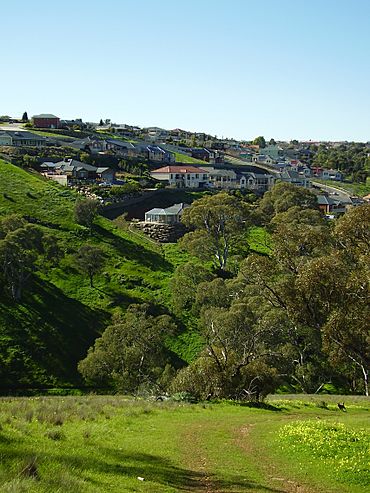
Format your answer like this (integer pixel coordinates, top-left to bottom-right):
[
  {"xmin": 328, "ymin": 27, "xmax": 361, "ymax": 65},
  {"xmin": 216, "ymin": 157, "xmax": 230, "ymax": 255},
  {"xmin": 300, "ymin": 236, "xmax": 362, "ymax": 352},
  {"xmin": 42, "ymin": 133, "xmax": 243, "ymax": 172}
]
[
  {"xmin": 74, "ymin": 198, "xmax": 100, "ymax": 232},
  {"xmin": 252, "ymin": 136, "xmax": 266, "ymax": 148},
  {"xmin": 169, "ymin": 261, "xmax": 214, "ymax": 313},
  {"xmin": 180, "ymin": 192, "xmax": 251, "ymax": 270},
  {"xmin": 0, "ymin": 222, "xmax": 46, "ymax": 301},
  {"xmin": 258, "ymin": 182, "xmax": 318, "ymax": 222},
  {"xmin": 312, "ymin": 142, "xmax": 368, "ymax": 176},
  {"xmin": 75, "ymin": 244, "xmax": 105, "ymax": 287},
  {"xmin": 78, "ymin": 304, "xmax": 177, "ymax": 393}
]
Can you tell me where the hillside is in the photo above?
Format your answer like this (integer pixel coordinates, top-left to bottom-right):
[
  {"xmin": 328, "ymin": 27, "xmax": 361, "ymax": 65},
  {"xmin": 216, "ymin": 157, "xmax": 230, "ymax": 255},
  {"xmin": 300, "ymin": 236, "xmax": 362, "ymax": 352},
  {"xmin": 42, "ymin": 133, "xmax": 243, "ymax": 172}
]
[{"xmin": 0, "ymin": 161, "xmax": 191, "ymax": 388}]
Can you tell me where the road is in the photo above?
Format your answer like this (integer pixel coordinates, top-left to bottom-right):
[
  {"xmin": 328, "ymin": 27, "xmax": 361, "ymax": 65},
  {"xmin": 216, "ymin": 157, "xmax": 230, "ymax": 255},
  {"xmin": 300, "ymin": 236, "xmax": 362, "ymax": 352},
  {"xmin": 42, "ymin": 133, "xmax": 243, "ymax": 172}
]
[{"xmin": 312, "ymin": 181, "xmax": 353, "ymax": 203}]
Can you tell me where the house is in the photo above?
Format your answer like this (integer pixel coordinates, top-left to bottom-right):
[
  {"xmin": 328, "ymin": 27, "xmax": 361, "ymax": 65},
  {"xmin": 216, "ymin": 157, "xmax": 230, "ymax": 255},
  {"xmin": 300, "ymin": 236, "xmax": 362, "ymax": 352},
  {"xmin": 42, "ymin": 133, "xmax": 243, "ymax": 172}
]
[
  {"xmin": 60, "ymin": 118, "xmax": 86, "ymax": 130},
  {"xmin": 322, "ymin": 169, "xmax": 343, "ymax": 181},
  {"xmin": 146, "ymin": 145, "xmax": 175, "ymax": 163},
  {"xmin": 41, "ymin": 158, "xmax": 115, "ymax": 184},
  {"xmin": 143, "ymin": 127, "xmax": 169, "ymax": 140},
  {"xmin": 70, "ymin": 137, "xmax": 108, "ymax": 153},
  {"xmin": 0, "ymin": 132, "xmax": 13, "ymax": 146},
  {"xmin": 105, "ymin": 139, "xmax": 135, "ymax": 155},
  {"xmin": 204, "ymin": 167, "xmax": 239, "ymax": 189},
  {"xmin": 241, "ymin": 172, "xmax": 275, "ymax": 192},
  {"xmin": 317, "ymin": 195, "xmax": 346, "ymax": 215},
  {"xmin": 144, "ymin": 203, "xmax": 187, "ymax": 224},
  {"xmin": 0, "ymin": 130, "xmax": 45, "ymax": 147},
  {"xmin": 150, "ymin": 165, "xmax": 209, "ymax": 188},
  {"xmin": 278, "ymin": 170, "xmax": 311, "ymax": 188},
  {"xmin": 191, "ymin": 148, "xmax": 223, "ymax": 164},
  {"xmin": 252, "ymin": 154, "xmax": 275, "ymax": 165},
  {"xmin": 32, "ymin": 114, "xmax": 60, "ymax": 129}
]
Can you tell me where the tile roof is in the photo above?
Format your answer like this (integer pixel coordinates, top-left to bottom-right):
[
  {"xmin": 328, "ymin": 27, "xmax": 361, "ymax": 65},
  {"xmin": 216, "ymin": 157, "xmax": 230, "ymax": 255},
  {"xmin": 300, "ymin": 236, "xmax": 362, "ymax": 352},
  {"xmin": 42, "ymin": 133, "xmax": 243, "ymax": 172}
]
[{"xmin": 32, "ymin": 114, "xmax": 59, "ymax": 119}]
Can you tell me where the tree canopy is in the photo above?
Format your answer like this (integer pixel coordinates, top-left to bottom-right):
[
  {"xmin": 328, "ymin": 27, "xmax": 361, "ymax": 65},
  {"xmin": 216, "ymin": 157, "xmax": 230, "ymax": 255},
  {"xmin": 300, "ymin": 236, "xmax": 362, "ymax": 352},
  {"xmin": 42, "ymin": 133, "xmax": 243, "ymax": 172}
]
[
  {"xmin": 180, "ymin": 192, "xmax": 250, "ymax": 271},
  {"xmin": 78, "ymin": 304, "xmax": 177, "ymax": 393}
]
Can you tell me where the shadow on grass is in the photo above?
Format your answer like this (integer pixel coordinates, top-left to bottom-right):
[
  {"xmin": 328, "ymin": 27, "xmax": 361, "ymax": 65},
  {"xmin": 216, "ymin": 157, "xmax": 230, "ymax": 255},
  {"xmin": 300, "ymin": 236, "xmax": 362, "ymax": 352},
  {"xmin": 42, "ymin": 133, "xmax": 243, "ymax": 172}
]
[
  {"xmin": 94, "ymin": 224, "xmax": 173, "ymax": 272},
  {"xmin": 1, "ymin": 447, "xmax": 286, "ymax": 492},
  {"xmin": 0, "ymin": 277, "xmax": 108, "ymax": 388}
]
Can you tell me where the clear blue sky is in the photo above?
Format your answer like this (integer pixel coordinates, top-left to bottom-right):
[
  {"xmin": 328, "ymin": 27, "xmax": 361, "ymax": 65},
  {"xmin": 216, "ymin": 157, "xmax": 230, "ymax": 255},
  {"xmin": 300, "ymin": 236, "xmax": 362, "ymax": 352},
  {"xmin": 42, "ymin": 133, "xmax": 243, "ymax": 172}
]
[{"xmin": 1, "ymin": 0, "xmax": 370, "ymax": 141}]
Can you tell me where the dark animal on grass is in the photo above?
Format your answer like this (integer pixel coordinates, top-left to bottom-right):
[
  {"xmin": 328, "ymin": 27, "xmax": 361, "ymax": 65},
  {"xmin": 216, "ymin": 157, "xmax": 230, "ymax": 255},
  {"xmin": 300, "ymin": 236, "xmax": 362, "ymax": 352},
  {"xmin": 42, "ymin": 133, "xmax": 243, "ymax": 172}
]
[{"xmin": 337, "ymin": 402, "xmax": 346, "ymax": 412}]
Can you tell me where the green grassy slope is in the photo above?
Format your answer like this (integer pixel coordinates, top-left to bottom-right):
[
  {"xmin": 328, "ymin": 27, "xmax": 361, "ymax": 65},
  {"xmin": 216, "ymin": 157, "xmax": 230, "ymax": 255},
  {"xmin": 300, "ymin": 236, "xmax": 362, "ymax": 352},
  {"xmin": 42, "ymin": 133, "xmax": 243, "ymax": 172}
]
[
  {"xmin": 0, "ymin": 161, "xmax": 188, "ymax": 387},
  {"xmin": 173, "ymin": 152, "xmax": 205, "ymax": 164}
]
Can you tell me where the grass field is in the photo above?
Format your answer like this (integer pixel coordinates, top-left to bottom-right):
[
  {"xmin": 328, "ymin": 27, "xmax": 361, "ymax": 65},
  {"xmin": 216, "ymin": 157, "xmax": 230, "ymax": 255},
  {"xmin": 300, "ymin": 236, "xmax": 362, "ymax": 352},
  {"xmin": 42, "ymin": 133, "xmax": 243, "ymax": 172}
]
[
  {"xmin": 0, "ymin": 395, "xmax": 368, "ymax": 492},
  {"xmin": 173, "ymin": 152, "xmax": 205, "ymax": 164},
  {"xmin": 314, "ymin": 178, "xmax": 370, "ymax": 197},
  {"xmin": 28, "ymin": 130, "xmax": 75, "ymax": 140}
]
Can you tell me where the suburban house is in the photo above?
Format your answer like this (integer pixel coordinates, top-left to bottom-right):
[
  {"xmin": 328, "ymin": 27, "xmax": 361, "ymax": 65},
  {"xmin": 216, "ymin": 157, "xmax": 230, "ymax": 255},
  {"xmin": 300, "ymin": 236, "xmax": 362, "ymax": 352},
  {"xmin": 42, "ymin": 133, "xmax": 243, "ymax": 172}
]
[
  {"xmin": 0, "ymin": 132, "xmax": 13, "ymax": 146},
  {"xmin": 105, "ymin": 139, "xmax": 135, "ymax": 155},
  {"xmin": 41, "ymin": 158, "xmax": 115, "ymax": 185},
  {"xmin": 317, "ymin": 195, "xmax": 346, "ymax": 216},
  {"xmin": 60, "ymin": 118, "xmax": 86, "ymax": 130},
  {"xmin": 252, "ymin": 154, "xmax": 276, "ymax": 165},
  {"xmin": 143, "ymin": 127, "xmax": 169, "ymax": 141},
  {"xmin": 205, "ymin": 167, "xmax": 239, "ymax": 189},
  {"xmin": 146, "ymin": 145, "xmax": 175, "ymax": 163},
  {"xmin": 185, "ymin": 167, "xmax": 275, "ymax": 192},
  {"xmin": 0, "ymin": 130, "xmax": 46, "ymax": 147},
  {"xmin": 191, "ymin": 148, "xmax": 223, "ymax": 164},
  {"xmin": 32, "ymin": 114, "xmax": 60, "ymax": 129},
  {"xmin": 322, "ymin": 169, "xmax": 343, "ymax": 181},
  {"xmin": 150, "ymin": 165, "xmax": 210, "ymax": 188},
  {"xmin": 311, "ymin": 167, "xmax": 342, "ymax": 181},
  {"xmin": 241, "ymin": 172, "xmax": 275, "ymax": 192},
  {"xmin": 278, "ymin": 169, "xmax": 311, "ymax": 188},
  {"xmin": 144, "ymin": 203, "xmax": 188, "ymax": 224}
]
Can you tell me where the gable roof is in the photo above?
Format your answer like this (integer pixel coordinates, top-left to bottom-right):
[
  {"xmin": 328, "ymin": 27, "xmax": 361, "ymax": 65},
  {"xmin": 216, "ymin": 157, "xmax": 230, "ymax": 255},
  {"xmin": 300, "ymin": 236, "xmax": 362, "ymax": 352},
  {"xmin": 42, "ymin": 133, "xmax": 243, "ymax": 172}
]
[
  {"xmin": 32, "ymin": 114, "xmax": 59, "ymax": 119},
  {"xmin": 0, "ymin": 130, "xmax": 46, "ymax": 141},
  {"xmin": 55, "ymin": 159, "xmax": 97, "ymax": 172},
  {"xmin": 146, "ymin": 203, "xmax": 186, "ymax": 216},
  {"xmin": 151, "ymin": 165, "xmax": 208, "ymax": 174},
  {"xmin": 317, "ymin": 195, "xmax": 343, "ymax": 206}
]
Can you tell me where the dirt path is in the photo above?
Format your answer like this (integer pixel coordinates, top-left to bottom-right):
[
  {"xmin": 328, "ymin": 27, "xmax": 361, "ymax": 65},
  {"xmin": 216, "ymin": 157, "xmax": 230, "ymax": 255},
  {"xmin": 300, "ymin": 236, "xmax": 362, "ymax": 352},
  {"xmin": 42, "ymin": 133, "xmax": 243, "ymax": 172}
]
[
  {"xmin": 178, "ymin": 416, "xmax": 318, "ymax": 493},
  {"xmin": 180, "ymin": 422, "xmax": 219, "ymax": 492},
  {"xmin": 233, "ymin": 424, "xmax": 315, "ymax": 493}
]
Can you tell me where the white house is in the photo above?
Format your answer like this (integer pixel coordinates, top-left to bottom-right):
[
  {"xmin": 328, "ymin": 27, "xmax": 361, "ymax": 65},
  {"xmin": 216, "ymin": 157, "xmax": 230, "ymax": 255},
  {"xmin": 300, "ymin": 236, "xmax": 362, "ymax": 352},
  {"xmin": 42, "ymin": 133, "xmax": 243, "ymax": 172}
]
[
  {"xmin": 150, "ymin": 165, "xmax": 210, "ymax": 188},
  {"xmin": 241, "ymin": 172, "xmax": 275, "ymax": 191},
  {"xmin": 144, "ymin": 203, "xmax": 187, "ymax": 224}
]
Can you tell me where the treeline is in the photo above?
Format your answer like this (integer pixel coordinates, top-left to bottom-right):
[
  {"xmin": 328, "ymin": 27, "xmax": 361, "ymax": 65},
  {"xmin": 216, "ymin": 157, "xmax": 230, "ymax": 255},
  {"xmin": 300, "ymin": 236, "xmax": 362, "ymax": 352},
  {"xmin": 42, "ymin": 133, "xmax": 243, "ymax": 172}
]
[
  {"xmin": 311, "ymin": 143, "xmax": 370, "ymax": 182},
  {"xmin": 78, "ymin": 184, "xmax": 370, "ymax": 399}
]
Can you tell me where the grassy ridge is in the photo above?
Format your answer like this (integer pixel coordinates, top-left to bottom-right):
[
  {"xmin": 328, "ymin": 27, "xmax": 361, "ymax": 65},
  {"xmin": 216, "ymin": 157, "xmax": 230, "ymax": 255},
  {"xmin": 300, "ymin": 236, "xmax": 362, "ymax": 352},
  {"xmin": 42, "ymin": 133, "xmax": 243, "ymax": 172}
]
[
  {"xmin": 0, "ymin": 396, "xmax": 368, "ymax": 492},
  {"xmin": 0, "ymin": 161, "xmax": 188, "ymax": 386}
]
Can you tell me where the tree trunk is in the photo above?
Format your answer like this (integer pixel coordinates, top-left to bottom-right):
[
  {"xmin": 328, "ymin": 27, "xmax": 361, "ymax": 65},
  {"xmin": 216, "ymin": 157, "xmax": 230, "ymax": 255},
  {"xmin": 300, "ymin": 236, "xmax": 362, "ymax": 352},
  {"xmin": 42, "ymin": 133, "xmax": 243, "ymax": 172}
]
[{"xmin": 361, "ymin": 365, "xmax": 369, "ymax": 397}]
